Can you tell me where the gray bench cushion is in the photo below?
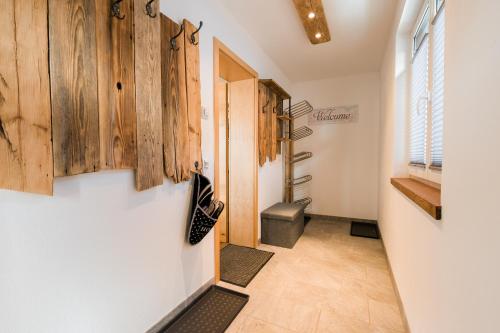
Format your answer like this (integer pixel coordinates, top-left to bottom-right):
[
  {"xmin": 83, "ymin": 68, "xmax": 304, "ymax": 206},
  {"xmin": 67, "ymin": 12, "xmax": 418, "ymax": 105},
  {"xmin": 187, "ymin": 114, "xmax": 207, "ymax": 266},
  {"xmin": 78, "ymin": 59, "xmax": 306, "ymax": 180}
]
[{"xmin": 261, "ymin": 203, "xmax": 304, "ymax": 222}]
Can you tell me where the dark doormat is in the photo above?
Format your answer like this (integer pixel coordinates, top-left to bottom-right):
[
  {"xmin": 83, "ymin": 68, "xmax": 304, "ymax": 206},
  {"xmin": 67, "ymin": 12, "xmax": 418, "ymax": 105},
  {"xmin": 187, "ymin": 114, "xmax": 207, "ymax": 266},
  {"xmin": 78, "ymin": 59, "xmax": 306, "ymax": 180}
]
[
  {"xmin": 221, "ymin": 244, "xmax": 274, "ymax": 287},
  {"xmin": 350, "ymin": 222, "xmax": 380, "ymax": 239},
  {"xmin": 161, "ymin": 286, "xmax": 248, "ymax": 333}
]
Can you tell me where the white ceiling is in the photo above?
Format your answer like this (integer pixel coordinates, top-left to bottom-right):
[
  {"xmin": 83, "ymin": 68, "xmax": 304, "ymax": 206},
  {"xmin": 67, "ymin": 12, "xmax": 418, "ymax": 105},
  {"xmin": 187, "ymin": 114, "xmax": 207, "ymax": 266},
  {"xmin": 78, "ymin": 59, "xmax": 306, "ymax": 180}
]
[{"xmin": 217, "ymin": 0, "xmax": 398, "ymax": 82}]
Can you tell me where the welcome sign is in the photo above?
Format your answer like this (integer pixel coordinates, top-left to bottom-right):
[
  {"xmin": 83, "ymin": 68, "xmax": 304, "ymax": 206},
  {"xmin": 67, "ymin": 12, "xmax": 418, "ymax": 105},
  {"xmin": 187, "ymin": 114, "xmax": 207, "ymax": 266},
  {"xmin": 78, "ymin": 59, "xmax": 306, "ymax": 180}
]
[{"xmin": 308, "ymin": 105, "xmax": 359, "ymax": 125}]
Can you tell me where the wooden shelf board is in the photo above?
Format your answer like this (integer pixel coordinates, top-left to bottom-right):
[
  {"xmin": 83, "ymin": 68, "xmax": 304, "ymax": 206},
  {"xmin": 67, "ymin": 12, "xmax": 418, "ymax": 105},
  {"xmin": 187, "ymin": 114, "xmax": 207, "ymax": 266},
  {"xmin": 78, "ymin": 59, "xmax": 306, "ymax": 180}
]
[
  {"xmin": 391, "ymin": 178, "xmax": 442, "ymax": 220},
  {"xmin": 277, "ymin": 115, "xmax": 292, "ymax": 121},
  {"xmin": 259, "ymin": 79, "xmax": 291, "ymax": 100}
]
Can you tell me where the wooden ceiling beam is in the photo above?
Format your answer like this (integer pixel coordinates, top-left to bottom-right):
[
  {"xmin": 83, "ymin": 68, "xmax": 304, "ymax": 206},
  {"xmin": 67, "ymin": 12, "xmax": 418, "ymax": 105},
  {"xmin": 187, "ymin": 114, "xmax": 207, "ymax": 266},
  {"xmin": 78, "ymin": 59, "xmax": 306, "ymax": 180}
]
[{"xmin": 292, "ymin": 0, "xmax": 331, "ymax": 45}]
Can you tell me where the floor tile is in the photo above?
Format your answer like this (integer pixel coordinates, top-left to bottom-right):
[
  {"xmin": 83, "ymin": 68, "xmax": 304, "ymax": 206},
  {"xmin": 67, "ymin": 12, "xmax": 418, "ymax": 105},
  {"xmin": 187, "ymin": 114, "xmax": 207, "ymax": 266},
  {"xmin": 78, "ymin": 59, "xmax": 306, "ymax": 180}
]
[
  {"xmin": 369, "ymin": 299, "xmax": 405, "ymax": 332},
  {"xmin": 219, "ymin": 219, "xmax": 407, "ymax": 333},
  {"xmin": 248, "ymin": 291, "xmax": 320, "ymax": 332},
  {"xmin": 316, "ymin": 307, "xmax": 372, "ymax": 333},
  {"xmin": 231, "ymin": 316, "xmax": 297, "ymax": 333}
]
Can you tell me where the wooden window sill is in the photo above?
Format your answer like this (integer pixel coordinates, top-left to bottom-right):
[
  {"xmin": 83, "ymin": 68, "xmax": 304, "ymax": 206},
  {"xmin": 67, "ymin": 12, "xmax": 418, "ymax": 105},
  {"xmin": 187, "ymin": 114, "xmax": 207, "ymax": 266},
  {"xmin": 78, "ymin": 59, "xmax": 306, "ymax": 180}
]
[{"xmin": 391, "ymin": 178, "xmax": 442, "ymax": 220}]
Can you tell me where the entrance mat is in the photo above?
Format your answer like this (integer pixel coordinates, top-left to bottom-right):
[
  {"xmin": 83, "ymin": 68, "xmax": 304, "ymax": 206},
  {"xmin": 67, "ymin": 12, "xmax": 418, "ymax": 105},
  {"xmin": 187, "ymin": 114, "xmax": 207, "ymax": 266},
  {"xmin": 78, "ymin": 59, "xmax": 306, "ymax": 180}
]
[
  {"xmin": 161, "ymin": 286, "xmax": 248, "ymax": 333},
  {"xmin": 221, "ymin": 244, "xmax": 274, "ymax": 287},
  {"xmin": 350, "ymin": 222, "xmax": 380, "ymax": 239}
]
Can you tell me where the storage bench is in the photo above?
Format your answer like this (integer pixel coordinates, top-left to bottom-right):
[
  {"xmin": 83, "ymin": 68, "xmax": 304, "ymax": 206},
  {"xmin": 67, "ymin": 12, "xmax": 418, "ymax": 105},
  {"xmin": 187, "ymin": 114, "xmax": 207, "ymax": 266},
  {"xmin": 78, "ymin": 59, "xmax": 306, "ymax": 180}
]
[{"xmin": 261, "ymin": 202, "xmax": 305, "ymax": 249}]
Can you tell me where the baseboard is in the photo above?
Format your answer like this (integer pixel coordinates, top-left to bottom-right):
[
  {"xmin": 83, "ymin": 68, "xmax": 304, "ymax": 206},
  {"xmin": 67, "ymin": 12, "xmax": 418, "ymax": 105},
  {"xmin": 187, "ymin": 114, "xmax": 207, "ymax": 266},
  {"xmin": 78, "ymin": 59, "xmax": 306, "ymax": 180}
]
[
  {"xmin": 379, "ymin": 236, "xmax": 411, "ymax": 333},
  {"xmin": 305, "ymin": 213, "xmax": 377, "ymax": 224},
  {"xmin": 146, "ymin": 278, "xmax": 215, "ymax": 333}
]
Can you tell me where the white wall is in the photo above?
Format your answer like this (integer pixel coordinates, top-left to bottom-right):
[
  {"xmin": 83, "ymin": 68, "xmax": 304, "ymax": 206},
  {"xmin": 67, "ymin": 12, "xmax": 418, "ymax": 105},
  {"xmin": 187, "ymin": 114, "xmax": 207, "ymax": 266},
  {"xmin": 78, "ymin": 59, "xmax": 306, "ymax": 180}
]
[
  {"xmin": 378, "ymin": 1, "xmax": 500, "ymax": 332},
  {"xmin": 0, "ymin": 1, "xmax": 289, "ymax": 332},
  {"xmin": 291, "ymin": 73, "xmax": 380, "ymax": 220}
]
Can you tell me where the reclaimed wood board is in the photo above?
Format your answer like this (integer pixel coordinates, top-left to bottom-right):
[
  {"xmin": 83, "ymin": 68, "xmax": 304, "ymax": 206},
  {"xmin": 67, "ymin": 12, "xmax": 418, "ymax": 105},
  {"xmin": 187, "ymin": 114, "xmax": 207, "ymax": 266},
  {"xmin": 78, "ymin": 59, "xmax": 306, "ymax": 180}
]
[
  {"xmin": 134, "ymin": 0, "xmax": 163, "ymax": 191},
  {"xmin": 276, "ymin": 99, "xmax": 283, "ymax": 155},
  {"xmin": 161, "ymin": 15, "xmax": 191, "ymax": 183},
  {"xmin": 257, "ymin": 82, "xmax": 268, "ymax": 166},
  {"xmin": 0, "ymin": 0, "xmax": 53, "ymax": 195},
  {"xmin": 184, "ymin": 19, "xmax": 202, "ymax": 173},
  {"xmin": 265, "ymin": 87, "xmax": 273, "ymax": 161},
  {"xmin": 49, "ymin": 0, "xmax": 100, "ymax": 176},
  {"xmin": 270, "ymin": 92, "xmax": 277, "ymax": 161},
  {"xmin": 96, "ymin": 0, "xmax": 137, "ymax": 169}
]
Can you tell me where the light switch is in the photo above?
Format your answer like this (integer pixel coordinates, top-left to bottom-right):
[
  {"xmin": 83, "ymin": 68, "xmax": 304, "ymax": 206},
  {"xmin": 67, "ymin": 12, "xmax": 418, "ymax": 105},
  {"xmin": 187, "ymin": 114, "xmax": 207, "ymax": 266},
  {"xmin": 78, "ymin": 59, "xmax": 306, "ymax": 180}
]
[{"xmin": 201, "ymin": 106, "xmax": 209, "ymax": 120}]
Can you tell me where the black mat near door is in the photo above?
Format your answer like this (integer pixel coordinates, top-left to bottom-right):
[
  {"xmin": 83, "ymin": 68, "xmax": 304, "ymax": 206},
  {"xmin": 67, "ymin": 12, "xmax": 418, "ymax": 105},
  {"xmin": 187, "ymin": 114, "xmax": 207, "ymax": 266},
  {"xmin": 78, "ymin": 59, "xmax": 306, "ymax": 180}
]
[
  {"xmin": 221, "ymin": 244, "xmax": 274, "ymax": 287},
  {"xmin": 161, "ymin": 286, "xmax": 248, "ymax": 333},
  {"xmin": 350, "ymin": 221, "xmax": 380, "ymax": 239}
]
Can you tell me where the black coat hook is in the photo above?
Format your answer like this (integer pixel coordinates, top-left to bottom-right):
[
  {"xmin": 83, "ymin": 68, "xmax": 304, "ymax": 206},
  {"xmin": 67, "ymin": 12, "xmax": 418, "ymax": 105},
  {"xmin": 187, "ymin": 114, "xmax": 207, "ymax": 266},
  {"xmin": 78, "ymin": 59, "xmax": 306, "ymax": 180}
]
[
  {"xmin": 145, "ymin": 0, "xmax": 157, "ymax": 18},
  {"xmin": 111, "ymin": 0, "xmax": 125, "ymax": 20},
  {"xmin": 170, "ymin": 23, "xmax": 184, "ymax": 51},
  {"xmin": 190, "ymin": 21, "xmax": 203, "ymax": 45},
  {"xmin": 194, "ymin": 161, "xmax": 202, "ymax": 174}
]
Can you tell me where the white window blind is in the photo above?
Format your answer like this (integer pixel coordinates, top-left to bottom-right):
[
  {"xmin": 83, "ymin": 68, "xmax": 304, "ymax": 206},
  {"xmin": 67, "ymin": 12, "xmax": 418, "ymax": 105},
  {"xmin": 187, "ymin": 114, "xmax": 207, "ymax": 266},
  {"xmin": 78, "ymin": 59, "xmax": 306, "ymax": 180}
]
[
  {"xmin": 431, "ymin": 8, "xmax": 445, "ymax": 168},
  {"xmin": 410, "ymin": 35, "xmax": 429, "ymax": 166}
]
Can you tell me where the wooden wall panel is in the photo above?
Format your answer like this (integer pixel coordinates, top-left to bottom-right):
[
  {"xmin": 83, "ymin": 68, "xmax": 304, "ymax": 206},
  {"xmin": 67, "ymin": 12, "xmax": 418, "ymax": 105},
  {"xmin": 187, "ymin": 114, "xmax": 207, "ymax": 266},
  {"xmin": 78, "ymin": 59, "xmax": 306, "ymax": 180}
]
[
  {"xmin": 258, "ymin": 82, "xmax": 268, "ymax": 166},
  {"xmin": 134, "ymin": 0, "xmax": 163, "ymax": 191},
  {"xmin": 184, "ymin": 20, "xmax": 202, "ymax": 173},
  {"xmin": 265, "ymin": 87, "xmax": 273, "ymax": 161},
  {"xmin": 49, "ymin": 0, "xmax": 100, "ymax": 177},
  {"xmin": 0, "ymin": 0, "xmax": 53, "ymax": 195},
  {"xmin": 276, "ymin": 99, "xmax": 282, "ymax": 155},
  {"xmin": 270, "ymin": 92, "xmax": 277, "ymax": 161},
  {"xmin": 96, "ymin": 0, "xmax": 137, "ymax": 169},
  {"xmin": 161, "ymin": 15, "xmax": 190, "ymax": 183}
]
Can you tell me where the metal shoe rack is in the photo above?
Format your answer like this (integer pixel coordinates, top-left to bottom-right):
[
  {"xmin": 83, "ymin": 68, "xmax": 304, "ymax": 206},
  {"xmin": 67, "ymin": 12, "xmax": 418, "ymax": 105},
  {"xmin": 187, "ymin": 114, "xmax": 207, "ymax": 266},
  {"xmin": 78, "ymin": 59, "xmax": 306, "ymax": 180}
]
[{"xmin": 281, "ymin": 100, "xmax": 314, "ymax": 207}]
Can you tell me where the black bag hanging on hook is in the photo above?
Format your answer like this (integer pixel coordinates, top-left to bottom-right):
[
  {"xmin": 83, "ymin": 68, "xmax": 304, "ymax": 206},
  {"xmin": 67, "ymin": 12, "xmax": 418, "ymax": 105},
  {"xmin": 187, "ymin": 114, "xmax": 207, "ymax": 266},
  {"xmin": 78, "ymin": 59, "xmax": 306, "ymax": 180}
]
[{"xmin": 188, "ymin": 170, "xmax": 225, "ymax": 245}]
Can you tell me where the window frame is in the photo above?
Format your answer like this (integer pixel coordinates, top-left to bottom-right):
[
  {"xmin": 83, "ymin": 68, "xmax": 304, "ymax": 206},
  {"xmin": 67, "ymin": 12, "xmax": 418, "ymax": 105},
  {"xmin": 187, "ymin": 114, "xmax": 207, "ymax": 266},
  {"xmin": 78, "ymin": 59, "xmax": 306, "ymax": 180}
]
[{"xmin": 408, "ymin": 0, "xmax": 445, "ymax": 184}]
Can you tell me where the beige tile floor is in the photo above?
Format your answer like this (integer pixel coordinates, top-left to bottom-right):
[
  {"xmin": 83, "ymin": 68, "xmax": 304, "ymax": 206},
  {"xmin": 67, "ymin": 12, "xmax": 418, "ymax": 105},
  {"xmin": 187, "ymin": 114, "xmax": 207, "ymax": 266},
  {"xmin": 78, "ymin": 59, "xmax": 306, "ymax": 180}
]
[{"xmin": 220, "ymin": 219, "xmax": 407, "ymax": 333}]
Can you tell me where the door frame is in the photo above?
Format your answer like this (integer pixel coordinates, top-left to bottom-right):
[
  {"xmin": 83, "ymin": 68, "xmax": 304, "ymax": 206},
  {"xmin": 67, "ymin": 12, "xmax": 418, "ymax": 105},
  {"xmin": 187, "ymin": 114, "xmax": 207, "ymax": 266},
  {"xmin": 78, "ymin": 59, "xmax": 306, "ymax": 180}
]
[{"xmin": 213, "ymin": 38, "xmax": 259, "ymax": 282}]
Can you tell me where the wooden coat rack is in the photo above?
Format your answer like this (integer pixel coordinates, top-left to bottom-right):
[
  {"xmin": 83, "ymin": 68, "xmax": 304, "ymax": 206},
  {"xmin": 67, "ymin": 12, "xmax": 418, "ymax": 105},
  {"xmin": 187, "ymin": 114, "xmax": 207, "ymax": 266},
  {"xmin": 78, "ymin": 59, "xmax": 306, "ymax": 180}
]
[{"xmin": 0, "ymin": 0, "xmax": 203, "ymax": 195}]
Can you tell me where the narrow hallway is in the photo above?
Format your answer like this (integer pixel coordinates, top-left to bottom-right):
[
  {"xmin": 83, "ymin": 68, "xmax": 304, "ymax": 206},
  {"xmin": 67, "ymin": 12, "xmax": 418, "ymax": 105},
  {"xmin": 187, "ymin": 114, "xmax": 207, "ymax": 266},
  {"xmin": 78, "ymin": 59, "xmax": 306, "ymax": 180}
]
[{"xmin": 221, "ymin": 219, "xmax": 405, "ymax": 333}]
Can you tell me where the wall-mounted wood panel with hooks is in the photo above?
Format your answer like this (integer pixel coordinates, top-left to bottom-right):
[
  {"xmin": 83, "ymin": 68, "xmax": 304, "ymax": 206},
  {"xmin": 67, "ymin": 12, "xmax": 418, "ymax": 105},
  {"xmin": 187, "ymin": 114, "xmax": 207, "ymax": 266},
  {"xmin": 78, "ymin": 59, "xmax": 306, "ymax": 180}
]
[
  {"xmin": 0, "ymin": 1, "xmax": 203, "ymax": 195},
  {"xmin": 134, "ymin": 0, "xmax": 163, "ymax": 191},
  {"xmin": 96, "ymin": 0, "xmax": 137, "ymax": 170},
  {"xmin": 161, "ymin": 15, "xmax": 191, "ymax": 184},
  {"xmin": 184, "ymin": 19, "xmax": 203, "ymax": 174}
]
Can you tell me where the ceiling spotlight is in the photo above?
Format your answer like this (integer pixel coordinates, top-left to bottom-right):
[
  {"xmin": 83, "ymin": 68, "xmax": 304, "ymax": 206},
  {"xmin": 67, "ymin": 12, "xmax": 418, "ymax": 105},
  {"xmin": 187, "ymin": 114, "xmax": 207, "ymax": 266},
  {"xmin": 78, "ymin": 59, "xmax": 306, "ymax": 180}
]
[
  {"xmin": 308, "ymin": 12, "xmax": 316, "ymax": 19},
  {"xmin": 315, "ymin": 32, "xmax": 322, "ymax": 39}
]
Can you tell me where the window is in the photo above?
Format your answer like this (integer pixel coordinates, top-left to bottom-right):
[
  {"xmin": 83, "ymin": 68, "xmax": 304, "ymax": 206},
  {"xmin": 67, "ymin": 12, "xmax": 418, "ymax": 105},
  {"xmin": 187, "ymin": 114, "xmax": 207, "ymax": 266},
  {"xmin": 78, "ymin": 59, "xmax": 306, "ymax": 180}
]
[
  {"xmin": 431, "ymin": 3, "xmax": 445, "ymax": 168},
  {"xmin": 409, "ymin": 6, "xmax": 429, "ymax": 166},
  {"xmin": 409, "ymin": 0, "xmax": 445, "ymax": 181}
]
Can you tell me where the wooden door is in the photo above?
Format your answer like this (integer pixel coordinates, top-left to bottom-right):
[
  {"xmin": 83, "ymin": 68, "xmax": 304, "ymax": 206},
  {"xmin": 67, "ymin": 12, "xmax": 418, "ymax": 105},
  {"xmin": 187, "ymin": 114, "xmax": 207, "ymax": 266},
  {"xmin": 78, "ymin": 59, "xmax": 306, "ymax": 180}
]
[{"xmin": 228, "ymin": 78, "xmax": 257, "ymax": 248}]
